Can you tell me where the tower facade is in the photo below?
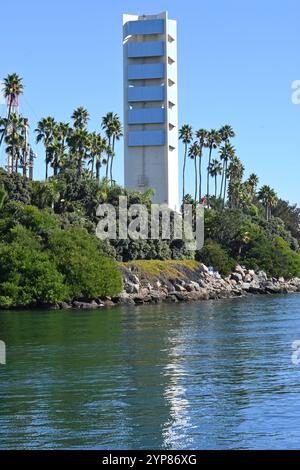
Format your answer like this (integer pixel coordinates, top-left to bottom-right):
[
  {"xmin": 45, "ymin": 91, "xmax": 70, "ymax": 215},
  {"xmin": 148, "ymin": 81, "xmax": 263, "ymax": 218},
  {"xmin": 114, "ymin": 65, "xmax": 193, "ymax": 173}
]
[{"xmin": 123, "ymin": 11, "xmax": 179, "ymax": 212}]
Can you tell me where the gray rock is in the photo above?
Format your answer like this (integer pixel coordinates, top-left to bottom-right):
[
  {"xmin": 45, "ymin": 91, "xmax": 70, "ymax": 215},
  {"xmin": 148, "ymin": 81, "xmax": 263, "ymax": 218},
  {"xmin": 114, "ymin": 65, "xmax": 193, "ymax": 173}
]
[
  {"xmin": 242, "ymin": 282, "xmax": 251, "ymax": 290},
  {"xmin": 256, "ymin": 270, "xmax": 268, "ymax": 281},
  {"xmin": 113, "ymin": 293, "xmax": 135, "ymax": 305},
  {"xmin": 231, "ymin": 272, "xmax": 243, "ymax": 283},
  {"xmin": 174, "ymin": 283, "xmax": 186, "ymax": 292},
  {"xmin": 60, "ymin": 302, "xmax": 72, "ymax": 310},
  {"xmin": 124, "ymin": 282, "xmax": 140, "ymax": 294},
  {"xmin": 199, "ymin": 264, "xmax": 209, "ymax": 273},
  {"xmin": 72, "ymin": 301, "xmax": 100, "ymax": 309}
]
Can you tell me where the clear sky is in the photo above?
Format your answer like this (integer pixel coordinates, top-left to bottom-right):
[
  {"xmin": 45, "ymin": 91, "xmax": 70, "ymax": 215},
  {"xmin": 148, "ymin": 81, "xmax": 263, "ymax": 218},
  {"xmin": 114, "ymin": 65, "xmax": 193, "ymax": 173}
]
[{"xmin": 0, "ymin": 0, "xmax": 299, "ymax": 205}]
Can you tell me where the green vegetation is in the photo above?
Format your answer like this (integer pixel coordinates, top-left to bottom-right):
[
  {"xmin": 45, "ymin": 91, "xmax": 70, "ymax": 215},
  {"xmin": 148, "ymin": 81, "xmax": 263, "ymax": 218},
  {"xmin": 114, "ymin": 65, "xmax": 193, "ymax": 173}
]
[
  {"xmin": 0, "ymin": 195, "xmax": 122, "ymax": 308},
  {"xmin": 121, "ymin": 259, "xmax": 199, "ymax": 281},
  {"xmin": 196, "ymin": 240, "xmax": 236, "ymax": 277},
  {"xmin": 0, "ymin": 73, "xmax": 299, "ymax": 309}
]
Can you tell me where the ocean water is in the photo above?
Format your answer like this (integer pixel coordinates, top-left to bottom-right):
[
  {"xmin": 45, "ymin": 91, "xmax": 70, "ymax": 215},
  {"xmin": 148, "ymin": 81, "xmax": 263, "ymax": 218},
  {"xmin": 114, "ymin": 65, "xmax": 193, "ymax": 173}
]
[{"xmin": 0, "ymin": 294, "xmax": 300, "ymax": 449}]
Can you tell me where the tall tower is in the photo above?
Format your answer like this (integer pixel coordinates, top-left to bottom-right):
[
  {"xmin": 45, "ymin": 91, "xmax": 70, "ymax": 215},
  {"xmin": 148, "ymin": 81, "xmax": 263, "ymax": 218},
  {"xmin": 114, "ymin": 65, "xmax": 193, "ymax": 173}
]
[{"xmin": 123, "ymin": 11, "xmax": 179, "ymax": 212}]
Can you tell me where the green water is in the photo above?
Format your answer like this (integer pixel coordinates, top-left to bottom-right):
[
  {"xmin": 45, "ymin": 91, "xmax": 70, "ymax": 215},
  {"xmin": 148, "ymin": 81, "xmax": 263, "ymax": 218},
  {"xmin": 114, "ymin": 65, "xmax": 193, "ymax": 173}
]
[{"xmin": 1, "ymin": 294, "xmax": 300, "ymax": 449}]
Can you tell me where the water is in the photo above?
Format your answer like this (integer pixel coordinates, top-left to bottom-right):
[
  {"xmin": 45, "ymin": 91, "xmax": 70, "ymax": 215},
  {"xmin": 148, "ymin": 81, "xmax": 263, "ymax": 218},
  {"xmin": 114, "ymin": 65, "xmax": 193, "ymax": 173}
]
[{"xmin": 0, "ymin": 294, "xmax": 300, "ymax": 449}]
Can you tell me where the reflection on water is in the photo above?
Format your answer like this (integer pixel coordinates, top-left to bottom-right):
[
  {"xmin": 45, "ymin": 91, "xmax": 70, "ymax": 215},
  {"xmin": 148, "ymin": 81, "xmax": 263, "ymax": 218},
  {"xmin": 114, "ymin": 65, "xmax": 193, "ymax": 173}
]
[{"xmin": 0, "ymin": 294, "xmax": 300, "ymax": 449}]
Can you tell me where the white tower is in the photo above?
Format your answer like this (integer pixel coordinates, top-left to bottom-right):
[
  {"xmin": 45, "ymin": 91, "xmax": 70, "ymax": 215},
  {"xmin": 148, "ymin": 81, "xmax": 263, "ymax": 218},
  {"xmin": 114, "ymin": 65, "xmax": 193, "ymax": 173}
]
[{"xmin": 123, "ymin": 11, "xmax": 179, "ymax": 212}]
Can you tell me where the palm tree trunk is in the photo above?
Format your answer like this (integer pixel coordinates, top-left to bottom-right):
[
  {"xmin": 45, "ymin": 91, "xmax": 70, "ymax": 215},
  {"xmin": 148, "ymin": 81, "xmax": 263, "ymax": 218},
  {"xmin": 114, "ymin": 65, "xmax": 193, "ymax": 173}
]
[
  {"xmin": 110, "ymin": 155, "xmax": 113, "ymax": 184},
  {"xmin": 207, "ymin": 146, "xmax": 212, "ymax": 202},
  {"xmin": 0, "ymin": 101, "xmax": 13, "ymax": 150},
  {"xmin": 219, "ymin": 161, "xmax": 225, "ymax": 198},
  {"xmin": 223, "ymin": 161, "xmax": 228, "ymax": 204},
  {"xmin": 106, "ymin": 137, "xmax": 111, "ymax": 181},
  {"xmin": 91, "ymin": 156, "xmax": 95, "ymax": 177},
  {"xmin": 110, "ymin": 136, "xmax": 115, "ymax": 184},
  {"xmin": 182, "ymin": 145, "xmax": 187, "ymax": 204},
  {"xmin": 194, "ymin": 157, "xmax": 197, "ymax": 202},
  {"xmin": 198, "ymin": 150, "xmax": 202, "ymax": 203},
  {"xmin": 77, "ymin": 158, "xmax": 82, "ymax": 177},
  {"xmin": 96, "ymin": 161, "xmax": 100, "ymax": 181},
  {"xmin": 45, "ymin": 150, "xmax": 48, "ymax": 180}
]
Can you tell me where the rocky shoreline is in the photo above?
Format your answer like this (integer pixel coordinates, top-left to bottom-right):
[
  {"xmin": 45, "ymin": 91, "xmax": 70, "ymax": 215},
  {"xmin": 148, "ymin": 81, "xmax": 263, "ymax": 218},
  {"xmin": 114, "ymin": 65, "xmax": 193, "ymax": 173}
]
[{"xmin": 57, "ymin": 263, "xmax": 300, "ymax": 310}]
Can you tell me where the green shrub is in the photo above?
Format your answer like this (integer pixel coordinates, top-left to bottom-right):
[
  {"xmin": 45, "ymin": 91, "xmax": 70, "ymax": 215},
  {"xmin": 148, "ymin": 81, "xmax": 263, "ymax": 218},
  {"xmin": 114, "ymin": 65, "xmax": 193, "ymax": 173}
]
[
  {"xmin": 196, "ymin": 240, "xmax": 236, "ymax": 276},
  {"xmin": 0, "ymin": 227, "xmax": 67, "ymax": 308},
  {"xmin": 242, "ymin": 228, "xmax": 274, "ymax": 274},
  {"xmin": 271, "ymin": 236, "xmax": 300, "ymax": 279},
  {"xmin": 0, "ymin": 169, "xmax": 32, "ymax": 204},
  {"xmin": 48, "ymin": 227, "xmax": 122, "ymax": 299}
]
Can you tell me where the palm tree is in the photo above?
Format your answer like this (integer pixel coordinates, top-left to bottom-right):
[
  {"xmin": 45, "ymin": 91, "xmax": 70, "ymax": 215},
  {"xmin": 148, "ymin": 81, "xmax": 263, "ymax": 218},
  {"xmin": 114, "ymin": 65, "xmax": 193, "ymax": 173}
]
[
  {"xmin": 219, "ymin": 124, "xmax": 235, "ymax": 143},
  {"xmin": 195, "ymin": 129, "xmax": 208, "ymax": 202},
  {"xmin": 0, "ymin": 74, "xmax": 23, "ymax": 151},
  {"xmin": 19, "ymin": 117, "xmax": 30, "ymax": 177},
  {"xmin": 35, "ymin": 116, "xmax": 56, "ymax": 179},
  {"xmin": 4, "ymin": 113, "xmax": 25, "ymax": 173},
  {"xmin": 89, "ymin": 133, "xmax": 108, "ymax": 180},
  {"xmin": 228, "ymin": 156, "xmax": 245, "ymax": 182},
  {"xmin": 228, "ymin": 179, "xmax": 242, "ymax": 209},
  {"xmin": 258, "ymin": 185, "xmax": 278, "ymax": 221},
  {"xmin": 227, "ymin": 156, "xmax": 245, "ymax": 208},
  {"xmin": 96, "ymin": 137, "xmax": 108, "ymax": 181},
  {"xmin": 247, "ymin": 173, "xmax": 259, "ymax": 193},
  {"xmin": 188, "ymin": 141, "xmax": 200, "ymax": 202},
  {"xmin": 206, "ymin": 129, "xmax": 221, "ymax": 203},
  {"xmin": 208, "ymin": 158, "xmax": 222, "ymax": 197},
  {"xmin": 179, "ymin": 124, "xmax": 193, "ymax": 203},
  {"xmin": 71, "ymin": 107, "xmax": 89, "ymax": 129},
  {"xmin": 68, "ymin": 127, "xmax": 90, "ymax": 177},
  {"xmin": 110, "ymin": 117, "xmax": 122, "ymax": 183},
  {"xmin": 219, "ymin": 142, "xmax": 235, "ymax": 201},
  {"xmin": 101, "ymin": 112, "xmax": 122, "ymax": 182}
]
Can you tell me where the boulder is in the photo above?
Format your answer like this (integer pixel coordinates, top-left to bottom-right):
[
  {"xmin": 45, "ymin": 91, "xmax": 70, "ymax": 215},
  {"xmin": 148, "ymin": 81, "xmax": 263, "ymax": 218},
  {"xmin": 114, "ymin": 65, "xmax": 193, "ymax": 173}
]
[
  {"xmin": 113, "ymin": 293, "xmax": 135, "ymax": 305},
  {"xmin": 60, "ymin": 302, "xmax": 72, "ymax": 310},
  {"xmin": 199, "ymin": 263, "xmax": 209, "ymax": 273},
  {"xmin": 235, "ymin": 265, "xmax": 246, "ymax": 278},
  {"xmin": 124, "ymin": 282, "xmax": 139, "ymax": 294},
  {"xmin": 72, "ymin": 301, "xmax": 100, "ymax": 309},
  {"xmin": 174, "ymin": 283, "xmax": 186, "ymax": 292},
  {"xmin": 241, "ymin": 282, "xmax": 251, "ymax": 290},
  {"xmin": 231, "ymin": 272, "xmax": 243, "ymax": 283},
  {"xmin": 256, "ymin": 270, "xmax": 268, "ymax": 281}
]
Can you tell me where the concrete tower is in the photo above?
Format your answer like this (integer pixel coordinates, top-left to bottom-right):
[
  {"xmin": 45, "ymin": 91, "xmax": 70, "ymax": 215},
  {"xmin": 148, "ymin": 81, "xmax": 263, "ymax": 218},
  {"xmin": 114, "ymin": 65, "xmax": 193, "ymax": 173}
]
[{"xmin": 123, "ymin": 11, "xmax": 179, "ymax": 212}]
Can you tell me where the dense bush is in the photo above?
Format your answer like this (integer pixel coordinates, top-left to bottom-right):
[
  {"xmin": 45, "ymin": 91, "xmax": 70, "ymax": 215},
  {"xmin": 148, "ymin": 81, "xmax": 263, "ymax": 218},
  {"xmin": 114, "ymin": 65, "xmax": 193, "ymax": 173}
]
[
  {"xmin": 271, "ymin": 236, "xmax": 300, "ymax": 278},
  {"xmin": 0, "ymin": 169, "xmax": 32, "ymax": 204},
  {"xmin": 205, "ymin": 209, "xmax": 251, "ymax": 257},
  {"xmin": 0, "ymin": 201, "xmax": 123, "ymax": 307},
  {"xmin": 48, "ymin": 227, "xmax": 122, "ymax": 299},
  {"xmin": 196, "ymin": 240, "xmax": 236, "ymax": 276},
  {"xmin": 0, "ymin": 226, "xmax": 67, "ymax": 307},
  {"xmin": 242, "ymin": 230, "xmax": 300, "ymax": 279}
]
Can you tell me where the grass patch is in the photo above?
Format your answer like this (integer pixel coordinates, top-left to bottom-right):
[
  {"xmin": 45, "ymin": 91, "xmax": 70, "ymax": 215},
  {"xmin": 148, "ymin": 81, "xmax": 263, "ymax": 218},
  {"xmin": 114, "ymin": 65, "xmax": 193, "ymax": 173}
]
[{"xmin": 120, "ymin": 259, "xmax": 200, "ymax": 281}]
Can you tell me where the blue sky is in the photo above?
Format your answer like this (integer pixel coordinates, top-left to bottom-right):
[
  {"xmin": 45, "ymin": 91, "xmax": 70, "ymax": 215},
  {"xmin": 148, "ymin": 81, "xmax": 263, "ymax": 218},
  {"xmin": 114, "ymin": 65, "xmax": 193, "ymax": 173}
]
[{"xmin": 1, "ymin": 0, "xmax": 299, "ymax": 205}]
